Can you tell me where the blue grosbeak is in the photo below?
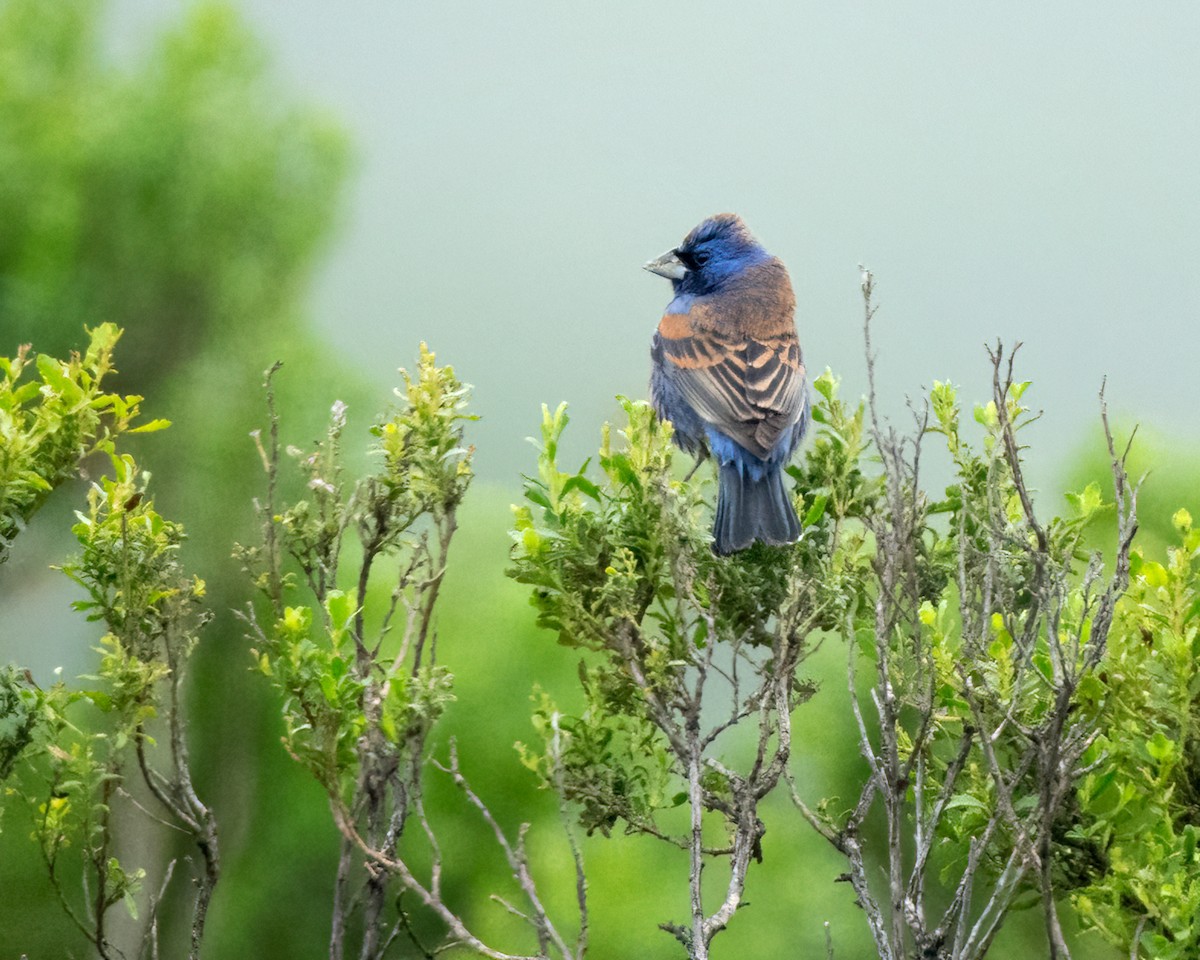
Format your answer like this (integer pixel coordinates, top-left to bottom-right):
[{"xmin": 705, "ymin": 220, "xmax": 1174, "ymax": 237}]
[{"xmin": 645, "ymin": 213, "xmax": 809, "ymax": 555}]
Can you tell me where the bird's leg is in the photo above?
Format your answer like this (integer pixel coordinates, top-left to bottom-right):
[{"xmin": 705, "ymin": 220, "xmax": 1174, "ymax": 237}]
[{"xmin": 682, "ymin": 448, "xmax": 709, "ymax": 484}]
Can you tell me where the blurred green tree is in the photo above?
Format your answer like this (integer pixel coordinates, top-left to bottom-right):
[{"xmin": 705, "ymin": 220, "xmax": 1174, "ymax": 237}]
[{"xmin": 0, "ymin": 0, "xmax": 347, "ymax": 392}]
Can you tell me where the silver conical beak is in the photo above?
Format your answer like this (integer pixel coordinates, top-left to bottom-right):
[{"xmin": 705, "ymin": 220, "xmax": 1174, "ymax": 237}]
[{"xmin": 643, "ymin": 248, "xmax": 687, "ymax": 280}]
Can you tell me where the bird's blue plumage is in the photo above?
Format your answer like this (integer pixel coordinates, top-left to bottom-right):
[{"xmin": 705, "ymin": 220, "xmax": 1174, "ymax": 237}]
[{"xmin": 646, "ymin": 214, "xmax": 809, "ymax": 554}]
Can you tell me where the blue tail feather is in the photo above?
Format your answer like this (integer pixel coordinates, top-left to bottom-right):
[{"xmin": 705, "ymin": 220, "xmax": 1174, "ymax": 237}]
[{"xmin": 712, "ymin": 461, "xmax": 801, "ymax": 555}]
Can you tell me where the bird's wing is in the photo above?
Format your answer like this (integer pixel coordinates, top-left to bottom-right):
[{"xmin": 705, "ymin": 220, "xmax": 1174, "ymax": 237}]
[{"xmin": 655, "ymin": 310, "xmax": 806, "ymax": 461}]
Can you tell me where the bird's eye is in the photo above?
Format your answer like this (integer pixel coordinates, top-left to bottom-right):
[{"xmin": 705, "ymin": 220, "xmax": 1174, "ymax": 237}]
[
  {"xmin": 676, "ymin": 249, "xmax": 699, "ymax": 271},
  {"xmin": 693, "ymin": 250, "xmax": 711, "ymax": 266}
]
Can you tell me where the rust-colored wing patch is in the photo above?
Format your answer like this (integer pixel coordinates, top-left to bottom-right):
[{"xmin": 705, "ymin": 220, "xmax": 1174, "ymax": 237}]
[{"xmin": 656, "ymin": 322, "xmax": 806, "ymax": 459}]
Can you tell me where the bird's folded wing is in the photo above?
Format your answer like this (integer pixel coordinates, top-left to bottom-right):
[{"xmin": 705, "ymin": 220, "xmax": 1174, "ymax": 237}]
[{"xmin": 656, "ymin": 312, "xmax": 806, "ymax": 460}]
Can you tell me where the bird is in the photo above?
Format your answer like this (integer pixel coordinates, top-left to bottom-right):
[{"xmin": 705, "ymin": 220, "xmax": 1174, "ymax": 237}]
[{"xmin": 645, "ymin": 213, "xmax": 809, "ymax": 555}]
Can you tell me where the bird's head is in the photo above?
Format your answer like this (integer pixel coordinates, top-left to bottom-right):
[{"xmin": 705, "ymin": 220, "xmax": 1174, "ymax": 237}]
[{"xmin": 643, "ymin": 213, "xmax": 770, "ymax": 295}]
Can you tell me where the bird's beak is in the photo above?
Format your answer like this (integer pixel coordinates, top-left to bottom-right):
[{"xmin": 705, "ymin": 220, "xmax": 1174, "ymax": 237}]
[{"xmin": 643, "ymin": 248, "xmax": 688, "ymax": 280}]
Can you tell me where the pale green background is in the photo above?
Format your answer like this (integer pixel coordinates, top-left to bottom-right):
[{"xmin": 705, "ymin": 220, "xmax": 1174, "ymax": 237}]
[{"xmin": 109, "ymin": 1, "xmax": 1200, "ymax": 481}]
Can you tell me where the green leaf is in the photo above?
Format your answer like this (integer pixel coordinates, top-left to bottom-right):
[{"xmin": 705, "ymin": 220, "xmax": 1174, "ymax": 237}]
[
  {"xmin": 35, "ymin": 354, "xmax": 73, "ymax": 395},
  {"xmin": 562, "ymin": 474, "xmax": 601, "ymax": 502},
  {"xmin": 1140, "ymin": 561, "xmax": 1168, "ymax": 588},
  {"xmin": 803, "ymin": 494, "xmax": 828, "ymax": 526},
  {"xmin": 324, "ymin": 590, "xmax": 355, "ymax": 631},
  {"xmin": 522, "ymin": 527, "xmax": 543, "ymax": 553},
  {"xmin": 973, "ymin": 401, "xmax": 998, "ymax": 427},
  {"xmin": 83, "ymin": 690, "xmax": 113, "ymax": 713},
  {"xmin": 379, "ymin": 710, "xmax": 398, "ymax": 743},
  {"xmin": 812, "ymin": 370, "xmax": 836, "ymax": 402},
  {"xmin": 129, "ymin": 418, "xmax": 172, "ymax": 434},
  {"xmin": 1088, "ymin": 769, "xmax": 1118, "ymax": 803},
  {"xmin": 945, "ymin": 793, "xmax": 989, "ymax": 812},
  {"xmin": 605, "ymin": 453, "xmax": 638, "ymax": 486},
  {"xmin": 1146, "ymin": 731, "xmax": 1176, "ymax": 764},
  {"xmin": 1065, "ymin": 481, "xmax": 1105, "ymax": 519},
  {"xmin": 523, "ymin": 485, "xmax": 553, "ymax": 510}
]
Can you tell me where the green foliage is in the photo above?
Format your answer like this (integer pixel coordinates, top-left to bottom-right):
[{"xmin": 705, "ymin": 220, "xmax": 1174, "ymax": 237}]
[
  {"xmin": 238, "ymin": 346, "xmax": 482, "ymax": 956},
  {"xmin": 1070, "ymin": 513, "xmax": 1200, "ymax": 958},
  {"xmin": 898, "ymin": 375, "xmax": 1122, "ymax": 884},
  {"xmin": 61, "ymin": 452, "xmax": 208, "ymax": 666},
  {"xmin": 7, "ymin": 312, "xmax": 1199, "ymax": 960},
  {"xmin": 510, "ymin": 394, "xmax": 826, "ymax": 953},
  {"xmin": 0, "ymin": 666, "xmax": 41, "ymax": 787},
  {"xmin": 0, "ymin": 326, "xmax": 218, "ymax": 956},
  {"xmin": 518, "ymin": 677, "xmax": 678, "ymax": 838},
  {"xmin": 0, "ymin": 323, "xmax": 184, "ymax": 938},
  {"xmin": 785, "ymin": 369, "xmax": 888, "ymax": 630},
  {"xmin": 241, "ymin": 347, "xmax": 473, "ymax": 802},
  {"xmin": 15, "ymin": 673, "xmax": 150, "ymax": 925},
  {"xmin": 1070, "ymin": 432, "xmax": 1200, "ymax": 563},
  {"xmin": 0, "ymin": 323, "xmax": 162, "ymax": 563},
  {"xmin": 2, "ymin": 449, "xmax": 214, "ymax": 953},
  {"xmin": 511, "ymin": 395, "xmax": 830, "ymax": 657},
  {"xmin": 508, "ymin": 355, "xmax": 1161, "ymax": 958},
  {"xmin": 792, "ymin": 361, "xmax": 1200, "ymax": 960}
]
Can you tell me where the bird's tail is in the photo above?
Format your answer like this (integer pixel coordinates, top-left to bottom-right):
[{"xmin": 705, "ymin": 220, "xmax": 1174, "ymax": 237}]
[{"xmin": 713, "ymin": 462, "xmax": 801, "ymax": 555}]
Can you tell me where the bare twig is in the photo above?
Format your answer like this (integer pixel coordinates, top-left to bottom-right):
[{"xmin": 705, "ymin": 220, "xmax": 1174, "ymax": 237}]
[{"xmin": 138, "ymin": 860, "xmax": 177, "ymax": 960}]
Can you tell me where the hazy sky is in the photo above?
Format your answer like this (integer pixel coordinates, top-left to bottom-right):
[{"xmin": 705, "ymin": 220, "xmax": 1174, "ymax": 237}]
[{"xmin": 113, "ymin": 1, "xmax": 1200, "ymax": 485}]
